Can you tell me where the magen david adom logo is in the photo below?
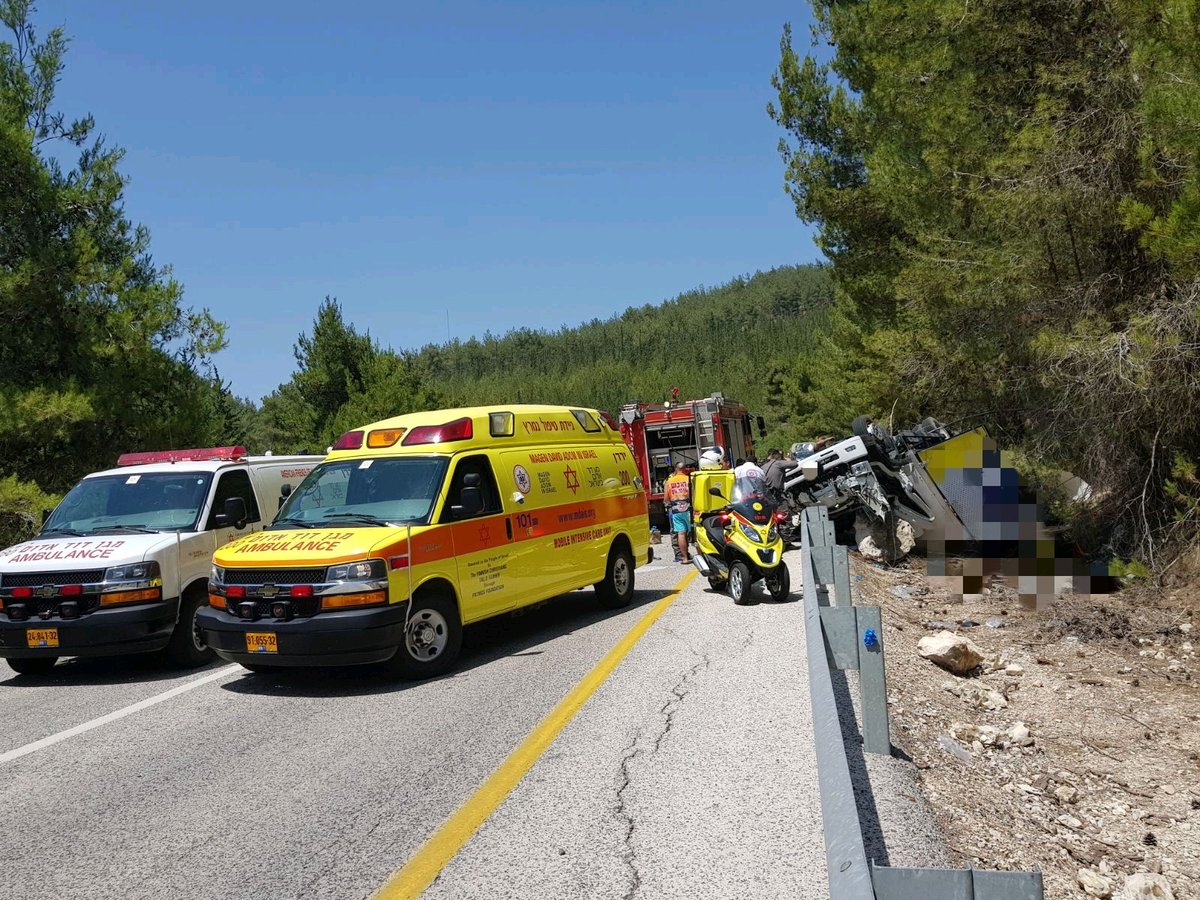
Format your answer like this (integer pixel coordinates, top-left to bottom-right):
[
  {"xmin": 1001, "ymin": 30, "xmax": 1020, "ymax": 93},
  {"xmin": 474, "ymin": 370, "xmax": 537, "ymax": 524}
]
[{"xmin": 513, "ymin": 465, "xmax": 532, "ymax": 494}]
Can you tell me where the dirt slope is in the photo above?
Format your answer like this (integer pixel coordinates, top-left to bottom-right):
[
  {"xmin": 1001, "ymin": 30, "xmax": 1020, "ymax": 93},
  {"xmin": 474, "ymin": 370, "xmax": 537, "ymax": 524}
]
[{"xmin": 860, "ymin": 554, "xmax": 1200, "ymax": 898}]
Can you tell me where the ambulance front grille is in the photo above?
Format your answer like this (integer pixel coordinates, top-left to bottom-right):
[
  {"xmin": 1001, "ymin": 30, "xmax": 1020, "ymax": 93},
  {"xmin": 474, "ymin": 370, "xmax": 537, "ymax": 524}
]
[
  {"xmin": 1, "ymin": 570, "xmax": 106, "ymax": 588},
  {"xmin": 224, "ymin": 568, "xmax": 325, "ymax": 586}
]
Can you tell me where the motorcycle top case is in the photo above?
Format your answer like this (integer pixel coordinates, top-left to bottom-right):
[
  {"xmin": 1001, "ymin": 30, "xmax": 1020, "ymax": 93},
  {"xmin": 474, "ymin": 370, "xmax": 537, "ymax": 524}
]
[{"xmin": 690, "ymin": 471, "xmax": 735, "ymax": 517}]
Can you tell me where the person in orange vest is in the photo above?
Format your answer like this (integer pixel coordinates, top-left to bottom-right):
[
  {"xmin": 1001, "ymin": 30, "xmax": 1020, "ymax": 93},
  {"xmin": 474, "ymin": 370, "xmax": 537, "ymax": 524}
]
[{"xmin": 664, "ymin": 460, "xmax": 693, "ymax": 565}]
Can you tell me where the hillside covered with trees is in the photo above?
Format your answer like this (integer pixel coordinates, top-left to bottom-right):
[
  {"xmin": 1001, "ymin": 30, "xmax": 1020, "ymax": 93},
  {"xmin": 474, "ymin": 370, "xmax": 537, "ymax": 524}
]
[
  {"xmin": 250, "ymin": 266, "xmax": 833, "ymax": 457},
  {"xmin": 769, "ymin": 0, "xmax": 1200, "ymax": 564}
]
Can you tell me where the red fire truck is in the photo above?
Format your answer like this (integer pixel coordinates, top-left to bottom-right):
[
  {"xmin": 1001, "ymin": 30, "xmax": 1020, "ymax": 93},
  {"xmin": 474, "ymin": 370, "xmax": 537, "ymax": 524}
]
[{"xmin": 618, "ymin": 392, "xmax": 764, "ymax": 528}]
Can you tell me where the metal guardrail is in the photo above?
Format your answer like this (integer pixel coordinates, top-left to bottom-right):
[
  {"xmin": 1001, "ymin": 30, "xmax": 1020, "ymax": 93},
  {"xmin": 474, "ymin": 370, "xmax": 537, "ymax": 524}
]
[{"xmin": 799, "ymin": 506, "xmax": 1044, "ymax": 900}]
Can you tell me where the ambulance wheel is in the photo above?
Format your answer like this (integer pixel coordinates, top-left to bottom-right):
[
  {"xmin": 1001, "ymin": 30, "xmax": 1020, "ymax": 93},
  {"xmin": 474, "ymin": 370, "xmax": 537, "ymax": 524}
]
[
  {"xmin": 765, "ymin": 565, "xmax": 792, "ymax": 602},
  {"xmin": 728, "ymin": 561, "xmax": 753, "ymax": 606},
  {"xmin": 384, "ymin": 593, "xmax": 462, "ymax": 679},
  {"xmin": 596, "ymin": 544, "xmax": 635, "ymax": 609},
  {"xmin": 164, "ymin": 587, "xmax": 216, "ymax": 668},
  {"xmin": 6, "ymin": 657, "xmax": 58, "ymax": 676}
]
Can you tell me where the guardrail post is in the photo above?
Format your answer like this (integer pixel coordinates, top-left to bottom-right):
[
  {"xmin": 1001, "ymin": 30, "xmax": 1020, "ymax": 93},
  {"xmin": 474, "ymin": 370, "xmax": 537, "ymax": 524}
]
[{"xmin": 856, "ymin": 604, "xmax": 890, "ymax": 755}]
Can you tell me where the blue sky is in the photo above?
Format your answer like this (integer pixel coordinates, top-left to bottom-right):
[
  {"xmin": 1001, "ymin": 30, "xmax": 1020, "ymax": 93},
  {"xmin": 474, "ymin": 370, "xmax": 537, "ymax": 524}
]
[{"xmin": 43, "ymin": 1, "xmax": 822, "ymax": 401}]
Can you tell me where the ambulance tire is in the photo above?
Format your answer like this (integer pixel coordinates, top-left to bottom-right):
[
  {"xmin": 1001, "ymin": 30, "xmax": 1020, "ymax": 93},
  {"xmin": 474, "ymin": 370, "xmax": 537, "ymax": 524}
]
[
  {"xmin": 6, "ymin": 657, "xmax": 58, "ymax": 676},
  {"xmin": 165, "ymin": 587, "xmax": 216, "ymax": 668},
  {"xmin": 595, "ymin": 544, "xmax": 635, "ymax": 609},
  {"xmin": 384, "ymin": 593, "xmax": 463, "ymax": 679},
  {"xmin": 728, "ymin": 561, "xmax": 753, "ymax": 606}
]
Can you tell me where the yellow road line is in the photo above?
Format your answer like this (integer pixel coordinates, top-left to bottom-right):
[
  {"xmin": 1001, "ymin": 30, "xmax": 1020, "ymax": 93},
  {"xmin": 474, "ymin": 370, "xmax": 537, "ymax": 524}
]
[{"xmin": 374, "ymin": 569, "xmax": 698, "ymax": 900}]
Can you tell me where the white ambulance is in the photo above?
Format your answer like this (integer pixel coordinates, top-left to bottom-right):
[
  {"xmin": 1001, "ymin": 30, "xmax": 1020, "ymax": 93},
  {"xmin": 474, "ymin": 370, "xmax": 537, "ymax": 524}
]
[{"xmin": 0, "ymin": 447, "xmax": 322, "ymax": 676}]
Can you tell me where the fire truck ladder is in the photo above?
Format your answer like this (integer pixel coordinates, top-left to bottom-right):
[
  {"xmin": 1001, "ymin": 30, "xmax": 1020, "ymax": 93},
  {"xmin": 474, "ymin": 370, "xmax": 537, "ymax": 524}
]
[{"xmin": 696, "ymin": 400, "xmax": 716, "ymax": 451}]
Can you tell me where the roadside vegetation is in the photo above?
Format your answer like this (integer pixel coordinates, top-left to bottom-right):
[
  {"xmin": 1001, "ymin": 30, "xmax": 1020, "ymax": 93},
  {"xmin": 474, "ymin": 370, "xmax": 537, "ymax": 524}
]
[{"xmin": 768, "ymin": 0, "xmax": 1200, "ymax": 568}]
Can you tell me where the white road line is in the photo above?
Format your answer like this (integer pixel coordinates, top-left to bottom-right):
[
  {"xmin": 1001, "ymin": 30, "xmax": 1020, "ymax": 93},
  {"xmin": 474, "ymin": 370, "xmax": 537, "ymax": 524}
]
[{"xmin": 0, "ymin": 664, "xmax": 240, "ymax": 766}]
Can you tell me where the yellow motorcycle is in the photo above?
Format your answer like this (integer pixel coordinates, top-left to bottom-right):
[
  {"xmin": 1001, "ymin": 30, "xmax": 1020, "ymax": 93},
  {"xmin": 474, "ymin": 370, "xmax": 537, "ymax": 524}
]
[{"xmin": 691, "ymin": 474, "xmax": 791, "ymax": 604}]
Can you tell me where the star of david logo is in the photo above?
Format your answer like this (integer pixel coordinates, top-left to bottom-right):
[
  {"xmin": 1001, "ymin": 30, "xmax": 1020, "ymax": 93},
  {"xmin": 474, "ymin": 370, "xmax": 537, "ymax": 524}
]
[{"xmin": 563, "ymin": 465, "xmax": 580, "ymax": 495}]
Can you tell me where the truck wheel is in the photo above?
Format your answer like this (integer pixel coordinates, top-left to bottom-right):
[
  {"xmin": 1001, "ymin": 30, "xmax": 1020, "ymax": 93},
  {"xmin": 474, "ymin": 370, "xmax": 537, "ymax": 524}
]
[
  {"xmin": 595, "ymin": 544, "xmax": 635, "ymax": 609},
  {"xmin": 6, "ymin": 657, "xmax": 58, "ymax": 676},
  {"xmin": 382, "ymin": 593, "xmax": 463, "ymax": 679},
  {"xmin": 164, "ymin": 588, "xmax": 216, "ymax": 668},
  {"xmin": 728, "ymin": 561, "xmax": 753, "ymax": 605},
  {"xmin": 851, "ymin": 415, "xmax": 874, "ymax": 438},
  {"xmin": 765, "ymin": 564, "xmax": 792, "ymax": 602}
]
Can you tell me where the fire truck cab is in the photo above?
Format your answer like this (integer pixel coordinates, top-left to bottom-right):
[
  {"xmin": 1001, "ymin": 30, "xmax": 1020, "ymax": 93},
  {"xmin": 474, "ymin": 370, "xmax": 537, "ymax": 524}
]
[{"xmin": 618, "ymin": 392, "xmax": 764, "ymax": 529}]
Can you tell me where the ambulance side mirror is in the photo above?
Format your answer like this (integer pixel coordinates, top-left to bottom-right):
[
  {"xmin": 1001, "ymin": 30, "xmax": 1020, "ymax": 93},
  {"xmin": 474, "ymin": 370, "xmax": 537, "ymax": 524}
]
[{"xmin": 215, "ymin": 497, "xmax": 248, "ymax": 530}]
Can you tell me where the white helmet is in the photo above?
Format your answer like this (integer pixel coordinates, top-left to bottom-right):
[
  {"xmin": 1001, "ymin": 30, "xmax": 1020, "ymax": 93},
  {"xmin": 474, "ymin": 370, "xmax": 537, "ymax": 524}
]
[{"xmin": 699, "ymin": 448, "xmax": 725, "ymax": 470}]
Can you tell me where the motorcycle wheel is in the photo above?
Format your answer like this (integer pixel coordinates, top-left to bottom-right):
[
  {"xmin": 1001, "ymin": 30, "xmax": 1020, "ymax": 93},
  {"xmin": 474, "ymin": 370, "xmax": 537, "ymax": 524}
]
[
  {"xmin": 765, "ymin": 564, "xmax": 791, "ymax": 602},
  {"xmin": 728, "ymin": 561, "xmax": 753, "ymax": 605}
]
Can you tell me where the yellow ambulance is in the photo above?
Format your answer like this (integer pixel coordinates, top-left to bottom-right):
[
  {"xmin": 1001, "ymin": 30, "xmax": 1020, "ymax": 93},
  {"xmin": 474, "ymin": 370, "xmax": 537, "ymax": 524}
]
[{"xmin": 198, "ymin": 405, "xmax": 651, "ymax": 677}]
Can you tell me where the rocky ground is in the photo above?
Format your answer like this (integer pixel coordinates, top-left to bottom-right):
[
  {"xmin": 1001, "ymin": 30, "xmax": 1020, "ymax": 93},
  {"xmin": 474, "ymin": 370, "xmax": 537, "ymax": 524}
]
[{"xmin": 855, "ymin": 552, "xmax": 1200, "ymax": 899}]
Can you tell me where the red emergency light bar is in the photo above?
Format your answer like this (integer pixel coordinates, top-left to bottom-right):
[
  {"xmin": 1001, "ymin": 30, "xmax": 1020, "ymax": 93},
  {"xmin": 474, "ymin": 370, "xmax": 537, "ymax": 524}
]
[
  {"xmin": 402, "ymin": 417, "xmax": 473, "ymax": 446},
  {"xmin": 117, "ymin": 446, "xmax": 247, "ymax": 466}
]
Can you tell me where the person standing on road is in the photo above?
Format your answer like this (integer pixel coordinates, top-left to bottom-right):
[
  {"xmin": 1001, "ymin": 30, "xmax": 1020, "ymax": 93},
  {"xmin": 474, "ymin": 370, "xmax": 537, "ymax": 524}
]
[
  {"xmin": 664, "ymin": 461, "xmax": 692, "ymax": 565},
  {"xmin": 734, "ymin": 453, "xmax": 764, "ymax": 479}
]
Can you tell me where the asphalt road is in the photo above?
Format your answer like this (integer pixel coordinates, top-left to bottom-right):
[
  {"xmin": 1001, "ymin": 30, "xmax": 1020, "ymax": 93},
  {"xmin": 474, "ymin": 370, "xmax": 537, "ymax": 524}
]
[{"xmin": 0, "ymin": 558, "xmax": 827, "ymax": 900}]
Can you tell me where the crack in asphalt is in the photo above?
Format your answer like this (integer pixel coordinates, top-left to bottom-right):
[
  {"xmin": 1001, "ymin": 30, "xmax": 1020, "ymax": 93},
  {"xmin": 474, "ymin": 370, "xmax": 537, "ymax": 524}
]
[{"xmin": 614, "ymin": 646, "xmax": 713, "ymax": 900}]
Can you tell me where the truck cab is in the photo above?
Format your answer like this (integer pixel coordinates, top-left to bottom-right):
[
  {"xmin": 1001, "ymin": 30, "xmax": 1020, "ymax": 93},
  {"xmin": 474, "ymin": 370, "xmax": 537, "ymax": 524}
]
[{"xmin": 0, "ymin": 447, "xmax": 322, "ymax": 676}]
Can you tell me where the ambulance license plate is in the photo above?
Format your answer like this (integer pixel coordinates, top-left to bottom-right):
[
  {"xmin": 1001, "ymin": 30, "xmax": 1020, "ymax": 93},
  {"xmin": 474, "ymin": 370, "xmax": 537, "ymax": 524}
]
[
  {"xmin": 245, "ymin": 632, "xmax": 278, "ymax": 654},
  {"xmin": 27, "ymin": 628, "xmax": 59, "ymax": 649}
]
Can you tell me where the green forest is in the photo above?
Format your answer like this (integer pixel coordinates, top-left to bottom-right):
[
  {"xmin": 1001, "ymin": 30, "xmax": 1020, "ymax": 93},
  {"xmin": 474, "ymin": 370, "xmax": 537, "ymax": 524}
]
[{"xmin": 3, "ymin": 0, "xmax": 1200, "ymax": 570}]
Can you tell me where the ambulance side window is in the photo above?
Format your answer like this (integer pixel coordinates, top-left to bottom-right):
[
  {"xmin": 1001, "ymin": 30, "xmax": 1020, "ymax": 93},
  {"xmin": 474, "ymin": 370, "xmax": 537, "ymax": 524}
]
[
  {"xmin": 206, "ymin": 470, "xmax": 261, "ymax": 529},
  {"xmin": 440, "ymin": 455, "xmax": 501, "ymax": 522}
]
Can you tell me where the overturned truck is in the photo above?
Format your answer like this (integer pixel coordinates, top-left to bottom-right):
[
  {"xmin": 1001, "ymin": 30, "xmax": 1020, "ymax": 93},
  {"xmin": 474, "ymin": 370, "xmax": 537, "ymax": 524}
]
[{"xmin": 782, "ymin": 416, "xmax": 1006, "ymax": 563}]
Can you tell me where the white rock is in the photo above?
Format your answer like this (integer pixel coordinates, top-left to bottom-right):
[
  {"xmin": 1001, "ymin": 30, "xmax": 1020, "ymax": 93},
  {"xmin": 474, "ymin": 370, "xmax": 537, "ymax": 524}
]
[
  {"xmin": 1120, "ymin": 873, "xmax": 1173, "ymax": 900},
  {"xmin": 1079, "ymin": 867, "xmax": 1114, "ymax": 897},
  {"xmin": 1007, "ymin": 721, "xmax": 1033, "ymax": 746},
  {"xmin": 1180, "ymin": 623, "xmax": 1193, "ymax": 634},
  {"xmin": 1005, "ymin": 663, "xmax": 1025, "ymax": 676},
  {"xmin": 1182, "ymin": 643, "xmax": 1193, "ymax": 652},
  {"xmin": 1058, "ymin": 813, "xmax": 1083, "ymax": 829},
  {"xmin": 918, "ymin": 631, "xmax": 985, "ymax": 675},
  {"xmin": 1154, "ymin": 650, "xmax": 1167, "ymax": 660}
]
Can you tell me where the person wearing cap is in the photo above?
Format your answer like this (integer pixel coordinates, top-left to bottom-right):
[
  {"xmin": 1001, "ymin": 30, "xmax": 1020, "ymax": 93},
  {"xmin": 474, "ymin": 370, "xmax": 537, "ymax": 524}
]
[{"xmin": 663, "ymin": 460, "xmax": 692, "ymax": 564}]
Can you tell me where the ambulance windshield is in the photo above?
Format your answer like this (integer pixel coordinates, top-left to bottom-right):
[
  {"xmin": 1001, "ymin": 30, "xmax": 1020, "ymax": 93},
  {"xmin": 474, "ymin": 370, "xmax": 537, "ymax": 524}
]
[
  {"xmin": 274, "ymin": 457, "xmax": 449, "ymax": 528},
  {"xmin": 43, "ymin": 472, "xmax": 214, "ymax": 534}
]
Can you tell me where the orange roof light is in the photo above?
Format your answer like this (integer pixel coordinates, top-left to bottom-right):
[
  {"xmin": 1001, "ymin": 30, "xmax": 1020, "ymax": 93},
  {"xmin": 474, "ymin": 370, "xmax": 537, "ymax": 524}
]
[{"xmin": 367, "ymin": 428, "xmax": 407, "ymax": 448}]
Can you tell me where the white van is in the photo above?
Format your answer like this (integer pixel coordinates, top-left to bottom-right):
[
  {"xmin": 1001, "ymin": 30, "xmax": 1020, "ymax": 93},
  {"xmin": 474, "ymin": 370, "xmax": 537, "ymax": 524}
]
[{"xmin": 0, "ymin": 447, "xmax": 323, "ymax": 676}]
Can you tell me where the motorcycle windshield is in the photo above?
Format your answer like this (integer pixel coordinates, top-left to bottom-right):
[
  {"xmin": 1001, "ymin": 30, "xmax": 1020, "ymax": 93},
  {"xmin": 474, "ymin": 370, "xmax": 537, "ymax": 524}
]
[{"xmin": 729, "ymin": 476, "xmax": 774, "ymax": 523}]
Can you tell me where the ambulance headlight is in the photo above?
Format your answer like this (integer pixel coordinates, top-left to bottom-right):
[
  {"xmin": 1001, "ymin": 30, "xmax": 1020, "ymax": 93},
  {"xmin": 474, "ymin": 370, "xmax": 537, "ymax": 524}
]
[
  {"xmin": 326, "ymin": 559, "xmax": 387, "ymax": 582},
  {"xmin": 104, "ymin": 561, "xmax": 160, "ymax": 582},
  {"xmin": 738, "ymin": 522, "xmax": 764, "ymax": 544},
  {"xmin": 210, "ymin": 564, "xmax": 225, "ymax": 584}
]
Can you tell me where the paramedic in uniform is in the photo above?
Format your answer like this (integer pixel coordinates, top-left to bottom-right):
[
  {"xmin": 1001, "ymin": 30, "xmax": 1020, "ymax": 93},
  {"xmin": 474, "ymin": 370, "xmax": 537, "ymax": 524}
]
[{"xmin": 664, "ymin": 461, "xmax": 692, "ymax": 565}]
